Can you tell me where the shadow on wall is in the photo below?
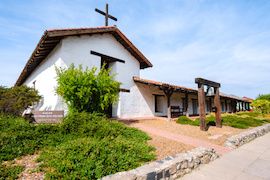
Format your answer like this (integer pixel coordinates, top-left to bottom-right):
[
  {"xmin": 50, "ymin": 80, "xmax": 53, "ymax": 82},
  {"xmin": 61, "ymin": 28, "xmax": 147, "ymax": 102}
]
[
  {"xmin": 136, "ymin": 83, "xmax": 158, "ymax": 116},
  {"xmin": 33, "ymin": 96, "xmax": 44, "ymax": 110}
]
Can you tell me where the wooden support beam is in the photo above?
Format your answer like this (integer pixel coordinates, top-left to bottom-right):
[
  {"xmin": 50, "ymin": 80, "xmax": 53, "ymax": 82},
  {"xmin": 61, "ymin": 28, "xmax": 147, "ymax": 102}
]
[
  {"xmin": 233, "ymin": 100, "xmax": 237, "ymax": 113},
  {"xmin": 119, "ymin": 88, "xmax": 130, "ymax": 93},
  {"xmin": 209, "ymin": 98, "xmax": 212, "ymax": 112},
  {"xmin": 225, "ymin": 99, "xmax": 228, "ymax": 112},
  {"xmin": 198, "ymin": 84, "xmax": 207, "ymax": 131},
  {"xmin": 214, "ymin": 87, "xmax": 222, "ymax": 128},
  {"xmin": 163, "ymin": 87, "xmax": 174, "ymax": 121},
  {"xmin": 195, "ymin": 78, "xmax": 221, "ymax": 88},
  {"xmin": 90, "ymin": 50, "xmax": 125, "ymax": 63},
  {"xmin": 185, "ymin": 93, "xmax": 189, "ymax": 116}
]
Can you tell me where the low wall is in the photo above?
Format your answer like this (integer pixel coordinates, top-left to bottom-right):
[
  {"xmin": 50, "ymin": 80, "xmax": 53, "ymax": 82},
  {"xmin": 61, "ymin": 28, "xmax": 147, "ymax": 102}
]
[
  {"xmin": 225, "ymin": 123, "xmax": 270, "ymax": 149},
  {"xmin": 101, "ymin": 147, "xmax": 219, "ymax": 180}
]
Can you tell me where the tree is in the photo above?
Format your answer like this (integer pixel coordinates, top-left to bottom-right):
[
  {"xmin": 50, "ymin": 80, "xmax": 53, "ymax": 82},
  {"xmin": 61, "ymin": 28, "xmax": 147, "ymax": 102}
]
[
  {"xmin": 251, "ymin": 99, "xmax": 270, "ymax": 114},
  {"xmin": 256, "ymin": 94, "xmax": 270, "ymax": 101},
  {"xmin": 0, "ymin": 85, "xmax": 41, "ymax": 116},
  {"xmin": 56, "ymin": 64, "xmax": 120, "ymax": 113}
]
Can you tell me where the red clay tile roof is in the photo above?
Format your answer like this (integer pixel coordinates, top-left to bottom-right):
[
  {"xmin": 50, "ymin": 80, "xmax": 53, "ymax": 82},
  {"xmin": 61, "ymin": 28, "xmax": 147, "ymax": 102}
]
[
  {"xmin": 15, "ymin": 26, "xmax": 153, "ymax": 86},
  {"xmin": 133, "ymin": 76, "xmax": 250, "ymax": 102},
  {"xmin": 133, "ymin": 76, "xmax": 197, "ymax": 93}
]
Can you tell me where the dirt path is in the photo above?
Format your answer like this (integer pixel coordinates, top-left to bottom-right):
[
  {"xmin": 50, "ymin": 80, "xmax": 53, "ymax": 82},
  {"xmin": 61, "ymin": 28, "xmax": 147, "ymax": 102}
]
[
  {"xmin": 134, "ymin": 123, "xmax": 230, "ymax": 154},
  {"xmin": 128, "ymin": 119, "xmax": 242, "ymax": 155},
  {"xmin": 148, "ymin": 134, "xmax": 194, "ymax": 160},
  {"xmin": 15, "ymin": 153, "xmax": 44, "ymax": 180}
]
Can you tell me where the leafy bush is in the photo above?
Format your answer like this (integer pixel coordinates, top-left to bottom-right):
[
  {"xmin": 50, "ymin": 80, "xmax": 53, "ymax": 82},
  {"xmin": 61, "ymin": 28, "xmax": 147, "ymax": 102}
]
[
  {"xmin": 61, "ymin": 112, "xmax": 151, "ymax": 141},
  {"xmin": 176, "ymin": 113, "xmax": 270, "ymax": 129},
  {"xmin": 176, "ymin": 116, "xmax": 199, "ymax": 126},
  {"xmin": 251, "ymin": 99, "xmax": 270, "ymax": 114},
  {"xmin": 0, "ymin": 114, "xmax": 67, "ymax": 162},
  {"xmin": 0, "ymin": 86, "xmax": 40, "ymax": 116},
  {"xmin": 0, "ymin": 113, "xmax": 155, "ymax": 179},
  {"xmin": 39, "ymin": 137, "xmax": 155, "ymax": 179},
  {"xmin": 56, "ymin": 64, "xmax": 120, "ymax": 113},
  {"xmin": 256, "ymin": 94, "xmax": 270, "ymax": 101},
  {"xmin": 205, "ymin": 114, "xmax": 270, "ymax": 129},
  {"xmin": 0, "ymin": 164, "xmax": 24, "ymax": 180}
]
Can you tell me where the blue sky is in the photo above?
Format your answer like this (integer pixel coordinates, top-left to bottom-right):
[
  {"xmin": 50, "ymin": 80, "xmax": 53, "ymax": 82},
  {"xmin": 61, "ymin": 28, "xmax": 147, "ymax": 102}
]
[{"xmin": 0, "ymin": 0, "xmax": 270, "ymax": 98}]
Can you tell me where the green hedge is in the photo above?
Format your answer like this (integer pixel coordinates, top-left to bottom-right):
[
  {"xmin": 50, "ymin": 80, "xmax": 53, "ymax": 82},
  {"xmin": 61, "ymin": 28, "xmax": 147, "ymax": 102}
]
[
  {"xmin": 0, "ymin": 164, "xmax": 24, "ymax": 180},
  {"xmin": 0, "ymin": 113, "xmax": 155, "ymax": 179},
  {"xmin": 176, "ymin": 116, "xmax": 199, "ymax": 126},
  {"xmin": 176, "ymin": 112, "xmax": 270, "ymax": 129}
]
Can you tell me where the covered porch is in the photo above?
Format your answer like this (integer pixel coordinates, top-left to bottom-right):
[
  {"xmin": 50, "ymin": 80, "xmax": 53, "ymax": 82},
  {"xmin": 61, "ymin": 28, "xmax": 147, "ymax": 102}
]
[{"xmin": 133, "ymin": 77, "xmax": 251, "ymax": 119}]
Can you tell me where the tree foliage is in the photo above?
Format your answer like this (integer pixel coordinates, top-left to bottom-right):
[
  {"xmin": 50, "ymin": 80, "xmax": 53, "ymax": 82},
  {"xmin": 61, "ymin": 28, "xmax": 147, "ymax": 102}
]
[
  {"xmin": 251, "ymin": 93, "xmax": 270, "ymax": 114},
  {"xmin": 256, "ymin": 94, "xmax": 270, "ymax": 101},
  {"xmin": 251, "ymin": 99, "xmax": 270, "ymax": 114},
  {"xmin": 0, "ymin": 85, "xmax": 41, "ymax": 116},
  {"xmin": 56, "ymin": 64, "xmax": 120, "ymax": 113}
]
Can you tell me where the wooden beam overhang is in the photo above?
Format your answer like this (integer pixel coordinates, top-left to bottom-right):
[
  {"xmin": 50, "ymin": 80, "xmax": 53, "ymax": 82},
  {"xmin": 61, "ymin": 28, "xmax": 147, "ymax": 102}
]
[
  {"xmin": 90, "ymin": 50, "xmax": 125, "ymax": 63},
  {"xmin": 195, "ymin": 78, "xmax": 221, "ymax": 88}
]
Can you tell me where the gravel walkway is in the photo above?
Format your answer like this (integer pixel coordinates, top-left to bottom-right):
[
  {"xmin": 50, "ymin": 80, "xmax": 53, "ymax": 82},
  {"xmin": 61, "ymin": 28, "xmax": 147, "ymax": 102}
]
[{"xmin": 133, "ymin": 123, "xmax": 230, "ymax": 154}]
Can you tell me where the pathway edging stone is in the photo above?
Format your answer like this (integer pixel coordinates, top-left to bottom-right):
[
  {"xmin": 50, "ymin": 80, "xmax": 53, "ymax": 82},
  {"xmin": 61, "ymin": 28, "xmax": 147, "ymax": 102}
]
[
  {"xmin": 224, "ymin": 123, "xmax": 270, "ymax": 149},
  {"xmin": 101, "ymin": 147, "xmax": 218, "ymax": 180}
]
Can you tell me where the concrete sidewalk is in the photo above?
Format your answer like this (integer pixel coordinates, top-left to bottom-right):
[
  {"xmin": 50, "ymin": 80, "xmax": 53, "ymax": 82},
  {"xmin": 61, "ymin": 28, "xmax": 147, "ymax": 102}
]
[{"xmin": 181, "ymin": 132, "xmax": 270, "ymax": 180}]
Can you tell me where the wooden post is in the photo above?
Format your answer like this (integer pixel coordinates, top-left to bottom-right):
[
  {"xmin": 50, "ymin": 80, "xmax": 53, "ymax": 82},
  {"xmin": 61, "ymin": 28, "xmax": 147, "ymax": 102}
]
[
  {"xmin": 163, "ymin": 87, "xmax": 174, "ymax": 121},
  {"xmin": 233, "ymin": 100, "xmax": 237, "ymax": 113},
  {"xmin": 185, "ymin": 93, "xmax": 189, "ymax": 116},
  {"xmin": 195, "ymin": 78, "xmax": 221, "ymax": 130},
  {"xmin": 225, "ymin": 99, "xmax": 228, "ymax": 112},
  {"xmin": 209, "ymin": 97, "xmax": 212, "ymax": 112},
  {"xmin": 198, "ymin": 84, "xmax": 207, "ymax": 131},
  {"xmin": 247, "ymin": 102, "xmax": 250, "ymax": 111},
  {"xmin": 214, "ymin": 87, "xmax": 222, "ymax": 128},
  {"xmin": 167, "ymin": 94, "xmax": 171, "ymax": 120}
]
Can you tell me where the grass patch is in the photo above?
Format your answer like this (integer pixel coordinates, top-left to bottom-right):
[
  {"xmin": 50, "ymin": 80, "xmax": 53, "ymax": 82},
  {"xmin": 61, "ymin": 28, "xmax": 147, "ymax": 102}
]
[
  {"xmin": 176, "ymin": 112, "xmax": 270, "ymax": 129},
  {"xmin": 176, "ymin": 116, "xmax": 199, "ymax": 126},
  {"xmin": 0, "ymin": 112, "xmax": 155, "ymax": 179},
  {"xmin": 0, "ymin": 164, "xmax": 24, "ymax": 180}
]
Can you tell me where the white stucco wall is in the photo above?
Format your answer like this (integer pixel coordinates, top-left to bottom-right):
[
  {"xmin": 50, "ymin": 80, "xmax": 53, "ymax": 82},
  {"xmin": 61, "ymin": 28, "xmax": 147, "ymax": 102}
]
[
  {"xmin": 23, "ymin": 33, "xmax": 141, "ymax": 117},
  {"xmin": 24, "ymin": 42, "xmax": 67, "ymax": 112}
]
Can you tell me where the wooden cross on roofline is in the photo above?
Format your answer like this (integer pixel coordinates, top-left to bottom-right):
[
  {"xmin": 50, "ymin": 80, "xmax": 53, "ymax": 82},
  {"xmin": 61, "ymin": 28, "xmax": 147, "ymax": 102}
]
[{"xmin": 95, "ymin": 3, "xmax": 117, "ymax": 26}]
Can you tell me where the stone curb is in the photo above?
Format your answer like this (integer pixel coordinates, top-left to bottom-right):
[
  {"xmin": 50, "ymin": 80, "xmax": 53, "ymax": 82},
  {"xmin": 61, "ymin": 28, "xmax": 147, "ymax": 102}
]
[
  {"xmin": 224, "ymin": 123, "xmax": 270, "ymax": 149},
  {"xmin": 101, "ymin": 147, "xmax": 219, "ymax": 180}
]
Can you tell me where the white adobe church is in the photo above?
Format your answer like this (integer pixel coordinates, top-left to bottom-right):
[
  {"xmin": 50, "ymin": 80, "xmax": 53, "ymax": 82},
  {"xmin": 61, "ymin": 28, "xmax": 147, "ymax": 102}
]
[{"xmin": 16, "ymin": 26, "xmax": 251, "ymax": 119}]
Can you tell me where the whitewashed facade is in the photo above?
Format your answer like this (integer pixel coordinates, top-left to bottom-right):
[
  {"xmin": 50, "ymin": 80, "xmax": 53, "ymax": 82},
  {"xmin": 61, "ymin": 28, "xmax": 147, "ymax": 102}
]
[{"xmin": 16, "ymin": 27, "xmax": 250, "ymax": 119}]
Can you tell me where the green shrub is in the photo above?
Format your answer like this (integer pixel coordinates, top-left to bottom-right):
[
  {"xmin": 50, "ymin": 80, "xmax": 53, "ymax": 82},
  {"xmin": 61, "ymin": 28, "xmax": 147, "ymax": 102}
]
[
  {"xmin": 0, "ymin": 164, "xmax": 24, "ymax": 180},
  {"xmin": 251, "ymin": 99, "xmax": 270, "ymax": 114},
  {"xmin": 176, "ymin": 116, "xmax": 200, "ymax": 126},
  {"xmin": 0, "ymin": 86, "xmax": 40, "ymax": 116},
  {"xmin": 61, "ymin": 112, "xmax": 151, "ymax": 141},
  {"xmin": 204, "ymin": 114, "xmax": 270, "ymax": 129},
  {"xmin": 56, "ymin": 64, "xmax": 120, "ymax": 113},
  {"xmin": 235, "ymin": 111, "xmax": 261, "ymax": 117},
  {"xmin": 256, "ymin": 94, "xmax": 270, "ymax": 101},
  {"xmin": 39, "ymin": 137, "xmax": 155, "ymax": 179},
  {"xmin": 176, "ymin": 113, "xmax": 270, "ymax": 129},
  {"xmin": 0, "ymin": 113, "xmax": 155, "ymax": 179},
  {"xmin": 0, "ymin": 114, "xmax": 68, "ymax": 162}
]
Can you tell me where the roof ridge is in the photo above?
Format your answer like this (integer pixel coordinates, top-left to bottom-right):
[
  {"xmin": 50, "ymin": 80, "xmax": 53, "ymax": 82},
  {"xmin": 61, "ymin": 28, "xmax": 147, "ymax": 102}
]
[{"xmin": 46, "ymin": 26, "xmax": 116, "ymax": 32}]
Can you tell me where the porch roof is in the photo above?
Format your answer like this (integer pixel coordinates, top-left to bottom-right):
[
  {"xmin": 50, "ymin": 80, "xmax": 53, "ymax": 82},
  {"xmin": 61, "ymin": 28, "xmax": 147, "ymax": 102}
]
[
  {"xmin": 133, "ymin": 76, "xmax": 197, "ymax": 94},
  {"xmin": 133, "ymin": 76, "xmax": 250, "ymax": 102}
]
